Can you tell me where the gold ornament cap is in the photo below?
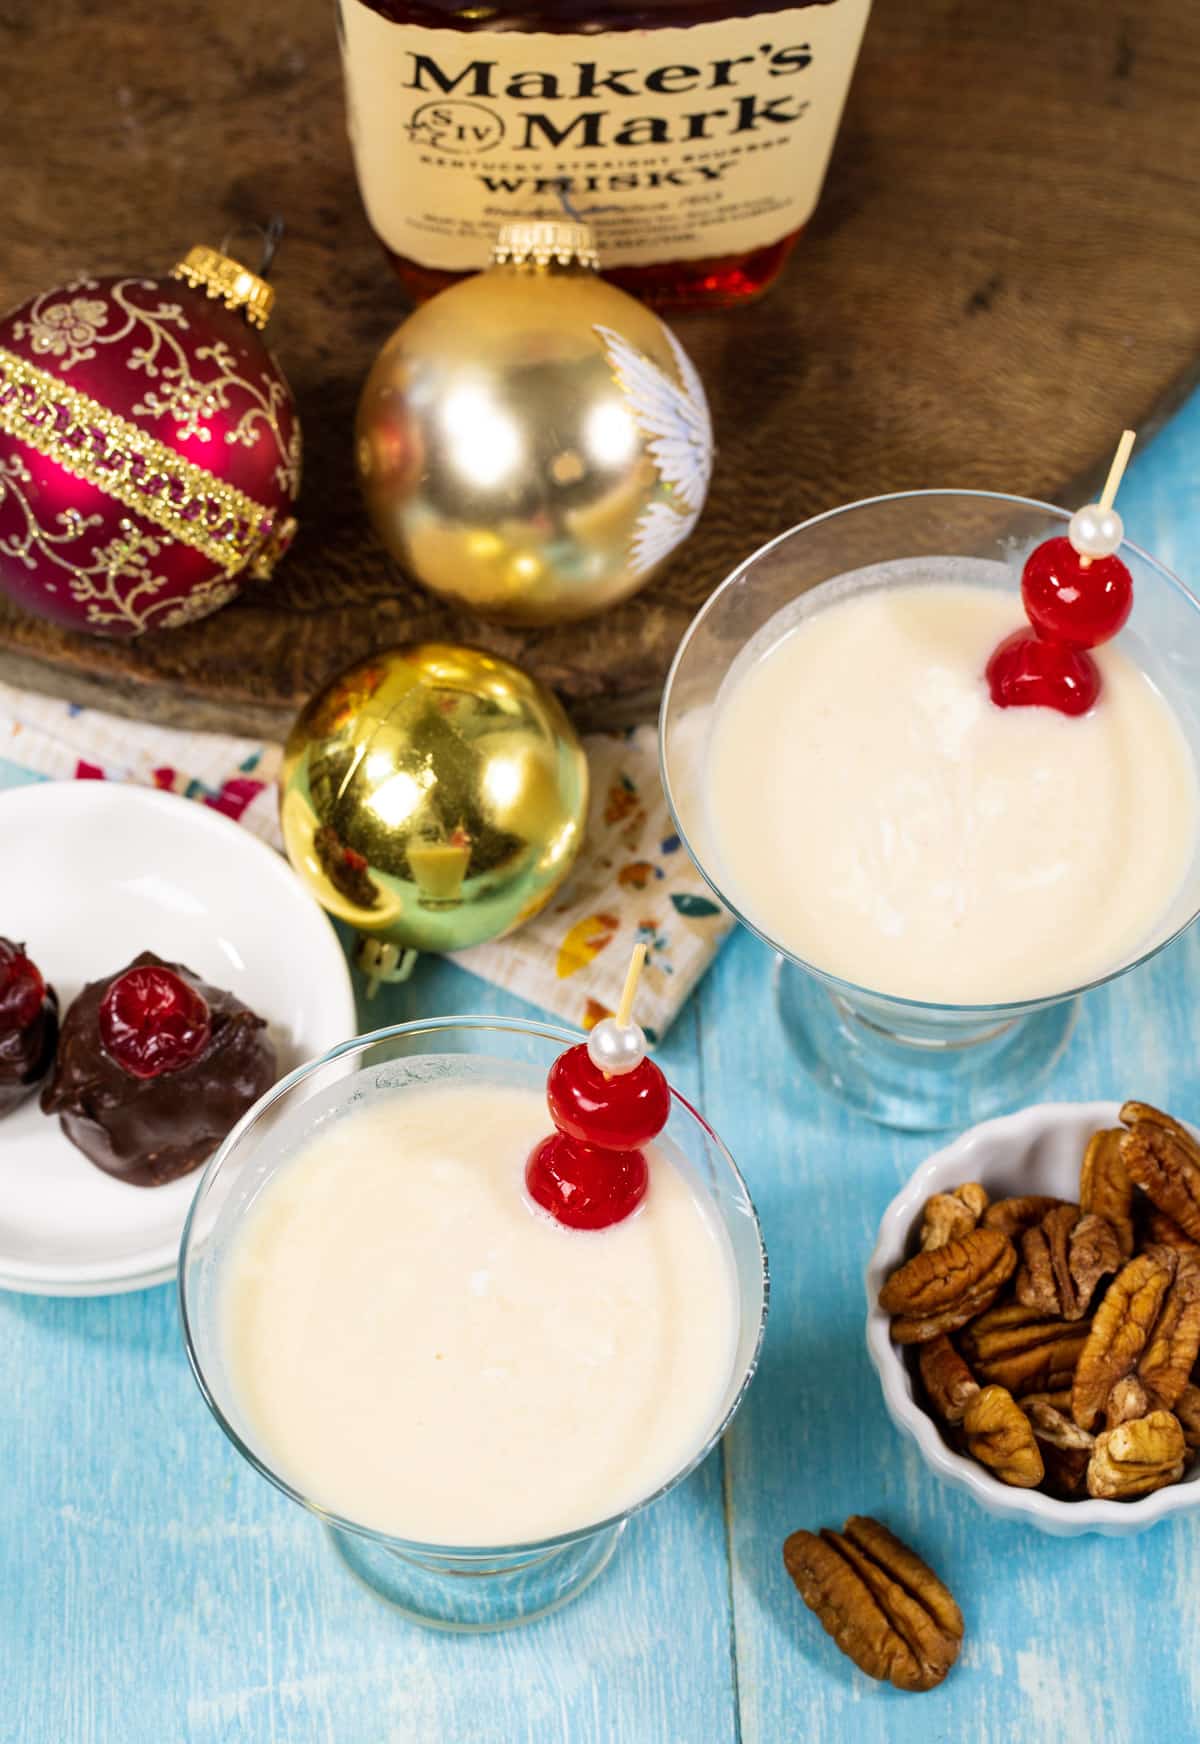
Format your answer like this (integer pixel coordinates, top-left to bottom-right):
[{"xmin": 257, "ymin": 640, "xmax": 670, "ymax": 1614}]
[
  {"xmin": 491, "ymin": 220, "xmax": 599, "ymax": 273},
  {"xmin": 171, "ymin": 245, "xmax": 276, "ymax": 329}
]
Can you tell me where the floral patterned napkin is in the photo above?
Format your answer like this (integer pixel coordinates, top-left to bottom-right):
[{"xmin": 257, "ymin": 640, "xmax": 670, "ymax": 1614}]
[{"xmin": 0, "ymin": 681, "xmax": 732, "ymax": 1041}]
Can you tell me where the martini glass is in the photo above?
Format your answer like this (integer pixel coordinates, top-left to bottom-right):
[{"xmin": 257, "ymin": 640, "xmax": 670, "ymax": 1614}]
[
  {"xmin": 659, "ymin": 491, "xmax": 1200, "ymax": 1130},
  {"xmin": 179, "ymin": 1016, "xmax": 768, "ymax": 1631}
]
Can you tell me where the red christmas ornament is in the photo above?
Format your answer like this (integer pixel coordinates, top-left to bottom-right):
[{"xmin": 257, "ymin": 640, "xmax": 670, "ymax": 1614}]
[{"xmin": 0, "ymin": 244, "xmax": 300, "ymax": 637}]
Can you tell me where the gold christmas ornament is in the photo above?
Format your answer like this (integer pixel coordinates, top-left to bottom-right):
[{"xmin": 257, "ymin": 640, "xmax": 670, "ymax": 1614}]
[
  {"xmin": 279, "ymin": 643, "xmax": 588, "ymax": 983},
  {"xmin": 355, "ymin": 220, "xmax": 713, "ymax": 627}
]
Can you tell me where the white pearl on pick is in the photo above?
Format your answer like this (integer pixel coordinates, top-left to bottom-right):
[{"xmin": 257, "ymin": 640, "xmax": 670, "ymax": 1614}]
[
  {"xmin": 1068, "ymin": 503, "xmax": 1124, "ymax": 560},
  {"xmin": 587, "ymin": 1017, "xmax": 646, "ymax": 1076}
]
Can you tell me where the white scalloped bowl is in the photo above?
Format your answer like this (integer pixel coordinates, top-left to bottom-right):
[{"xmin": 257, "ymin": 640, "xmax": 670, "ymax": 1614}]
[{"xmin": 865, "ymin": 1100, "xmax": 1200, "ymax": 1537}]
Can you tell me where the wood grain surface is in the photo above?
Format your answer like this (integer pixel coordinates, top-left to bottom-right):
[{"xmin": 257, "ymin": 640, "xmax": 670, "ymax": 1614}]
[
  {"xmin": 2, "ymin": 0, "xmax": 1199, "ymax": 737},
  {"xmin": 2, "ymin": 415, "xmax": 1200, "ymax": 1742}
]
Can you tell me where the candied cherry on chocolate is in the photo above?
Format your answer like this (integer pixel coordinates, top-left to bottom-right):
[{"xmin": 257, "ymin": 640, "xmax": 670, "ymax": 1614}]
[
  {"xmin": 98, "ymin": 963, "xmax": 212, "ymax": 1080},
  {"xmin": 986, "ymin": 627, "xmax": 1100, "ymax": 717},
  {"xmin": 0, "ymin": 939, "xmax": 47, "ymax": 1032},
  {"xmin": 525, "ymin": 1132, "xmax": 649, "ymax": 1232},
  {"xmin": 1021, "ymin": 535, "xmax": 1133, "ymax": 651}
]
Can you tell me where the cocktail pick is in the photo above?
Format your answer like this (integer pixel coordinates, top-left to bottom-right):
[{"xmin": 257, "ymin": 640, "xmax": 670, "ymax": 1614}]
[
  {"xmin": 525, "ymin": 943, "xmax": 669, "ymax": 1230},
  {"xmin": 988, "ymin": 430, "xmax": 1137, "ymax": 715}
]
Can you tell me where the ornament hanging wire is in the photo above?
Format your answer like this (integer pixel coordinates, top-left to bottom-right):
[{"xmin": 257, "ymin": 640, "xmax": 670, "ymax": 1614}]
[{"xmin": 219, "ymin": 215, "xmax": 286, "ymax": 279}]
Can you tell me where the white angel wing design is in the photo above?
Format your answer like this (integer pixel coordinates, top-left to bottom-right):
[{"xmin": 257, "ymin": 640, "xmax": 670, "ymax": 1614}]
[{"xmin": 595, "ymin": 323, "xmax": 714, "ymax": 578}]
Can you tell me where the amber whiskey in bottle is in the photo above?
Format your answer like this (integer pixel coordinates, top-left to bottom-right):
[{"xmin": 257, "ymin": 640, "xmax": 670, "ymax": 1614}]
[{"xmin": 336, "ymin": 0, "xmax": 871, "ymax": 309}]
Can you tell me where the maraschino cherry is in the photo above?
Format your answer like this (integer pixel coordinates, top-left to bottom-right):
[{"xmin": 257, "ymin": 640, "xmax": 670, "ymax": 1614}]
[
  {"xmin": 527, "ymin": 943, "xmax": 668, "ymax": 1231},
  {"xmin": 986, "ymin": 628, "xmax": 1101, "ymax": 717},
  {"xmin": 988, "ymin": 430, "xmax": 1136, "ymax": 717},
  {"xmin": 1021, "ymin": 536, "xmax": 1133, "ymax": 649},
  {"xmin": 0, "ymin": 939, "xmax": 48, "ymax": 1033},
  {"xmin": 98, "ymin": 963, "xmax": 212, "ymax": 1080}
]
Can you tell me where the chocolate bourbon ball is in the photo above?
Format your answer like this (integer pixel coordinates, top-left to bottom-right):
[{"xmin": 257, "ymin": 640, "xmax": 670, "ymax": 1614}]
[
  {"xmin": 0, "ymin": 938, "xmax": 58, "ymax": 1115},
  {"xmin": 42, "ymin": 951, "xmax": 276, "ymax": 1185}
]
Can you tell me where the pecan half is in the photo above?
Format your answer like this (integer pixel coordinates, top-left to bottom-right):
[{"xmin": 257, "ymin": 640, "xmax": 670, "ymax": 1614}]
[
  {"xmin": 1023, "ymin": 1397, "xmax": 1095, "ymax": 1453},
  {"xmin": 1015, "ymin": 1205, "xmax": 1121, "ymax": 1321},
  {"xmin": 1172, "ymin": 1383, "xmax": 1200, "ymax": 1450},
  {"xmin": 960, "ymin": 1303, "xmax": 1091, "ymax": 1397},
  {"xmin": 919, "ymin": 1184, "xmax": 989, "ymax": 1251},
  {"xmin": 981, "ymin": 1195, "xmax": 1071, "ymax": 1239},
  {"xmin": 1040, "ymin": 1442, "xmax": 1093, "ymax": 1499},
  {"xmin": 918, "ymin": 1335, "xmax": 980, "ymax": 1424},
  {"xmin": 1071, "ymin": 1249, "xmax": 1176, "ymax": 1430},
  {"xmin": 880, "ymin": 1229, "xmax": 1017, "ymax": 1344},
  {"xmin": 1106, "ymin": 1376, "xmax": 1150, "ymax": 1428},
  {"xmin": 1120, "ymin": 1104, "xmax": 1200, "ymax": 1243},
  {"xmin": 1087, "ymin": 1410, "xmax": 1186, "ymax": 1499},
  {"xmin": 1138, "ymin": 1250, "xmax": 1200, "ymax": 1410},
  {"xmin": 1080, "ymin": 1128, "xmax": 1136, "ymax": 1258},
  {"xmin": 962, "ymin": 1386, "xmax": 1044, "ymax": 1487},
  {"xmin": 1021, "ymin": 1387, "xmax": 1074, "ymax": 1415},
  {"xmin": 1023, "ymin": 1398, "xmax": 1094, "ymax": 1498},
  {"xmin": 783, "ymin": 1516, "xmax": 963, "ymax": 1692},
  {"xmin": 1143, "ymin": 1206, "xmax": 1200, "ymax": 1253}
]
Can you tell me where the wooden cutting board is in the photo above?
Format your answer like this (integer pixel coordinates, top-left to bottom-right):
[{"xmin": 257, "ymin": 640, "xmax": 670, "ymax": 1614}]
[{"xmin": 2, "ymin": 0, "xmax": 1198, "ymax": 736}]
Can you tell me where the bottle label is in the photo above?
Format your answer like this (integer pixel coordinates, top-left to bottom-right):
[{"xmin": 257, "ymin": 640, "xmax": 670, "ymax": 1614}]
[{"xmin": 338, "ymin": 0, "xmax": 872, "ymax": 270}]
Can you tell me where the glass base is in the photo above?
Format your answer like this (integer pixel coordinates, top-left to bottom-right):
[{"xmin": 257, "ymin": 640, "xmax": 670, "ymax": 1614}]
[
  {"xmin": 775, "ymin": 958, "xmax": 1079, "ymax": 1132},
  {"xmin": 327, "ymin": 1521, "xmax": 625, "ymax": 1632}
]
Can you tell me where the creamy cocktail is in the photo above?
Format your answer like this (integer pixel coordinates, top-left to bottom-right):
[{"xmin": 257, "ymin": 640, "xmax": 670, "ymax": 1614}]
[
  {"xmin": 181, "ymin": 1012, "xmax": 766, "ymax": 1628},
  {"xmin": 660, "ymin": 487, "xmax": 1200, "ymax": 1127},
  {"xmin": 221, "ymin": 1079, "xmax": 740, "ymax": 1546},
  {"xmin": 704, "ymin": 577, "xmax": 1197, "ymax": 1005}
]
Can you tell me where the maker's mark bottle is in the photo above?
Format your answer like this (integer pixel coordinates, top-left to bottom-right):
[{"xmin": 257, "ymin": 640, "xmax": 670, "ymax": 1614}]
[{"xmin": 337, "ymin": 0, "xmax": 872, "ymax": 309}]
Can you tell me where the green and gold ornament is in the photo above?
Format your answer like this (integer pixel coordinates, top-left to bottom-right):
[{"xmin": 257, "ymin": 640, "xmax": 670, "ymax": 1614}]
[{"xmin": 280, "ymin": 643, "xmax": 589, "ymax": 988}]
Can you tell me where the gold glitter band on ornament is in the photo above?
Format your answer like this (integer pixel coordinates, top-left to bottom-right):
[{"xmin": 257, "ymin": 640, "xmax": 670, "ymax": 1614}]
[{"xmin": 0, "ymin": 349, "xmax": 276, "ymax": 574}]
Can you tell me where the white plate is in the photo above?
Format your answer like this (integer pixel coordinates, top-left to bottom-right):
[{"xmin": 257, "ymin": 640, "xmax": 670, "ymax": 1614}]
[{"xmin": 0, "ymin": 782, "xmax": 357, "ymax": 1296}]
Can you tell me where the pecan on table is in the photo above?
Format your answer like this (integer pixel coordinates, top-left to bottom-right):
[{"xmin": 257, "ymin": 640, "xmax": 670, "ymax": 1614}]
[
  {"xmin": 962, "ymin": 1385, "xmax": 1044, "ymax": 1488},
  {"xmin": 1137, "ymin": 1250, "xmax": 1200, "ymax": 1411},
  {"xmin": 981, "ymin": 1195, "xmax": 1072, "ymax": 1239},
  {"xmin": 917, "ymin": 1335, "xmax": 979, "ymax": 1424},
  {"xmin": 783, "ymin": 1516, "xmax": 963, "ymax": 1693},
  {"xmin": 1015, "ymin": 1205, "xmax": 1121, "ymax": 1321},
  {"xmin": 1120, "ymin": 1103, "xmax": 1200, "ymax": 1244},
  {"xmin": 919, "ymin": 1184, "xmax": 989, "ymax": 1251},
  {"xmin": 1086, "ymin": 1410, "xmax": 1186, "ymax": 1500},
  {"xmin": 880, "ymin": 1229, "xmax": 1017, "ymax": 1344},
  {"xmin": 1080, "ymin": 1128, "xmax": 1136, "ymax": 1259},
  {"xmin": 1071, "ymin": 1249, "xmax": 1177, "ymax": 1431},
  {"xmin": 959, "ymin": 1303, "xmax": 1091, "ymax": 1398}
]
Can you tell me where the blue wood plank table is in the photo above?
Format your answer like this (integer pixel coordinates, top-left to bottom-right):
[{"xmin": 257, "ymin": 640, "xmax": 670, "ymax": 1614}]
[{"xmin": 4, "ymin": 407, "xmax": 1200, "ymax": 1744}]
